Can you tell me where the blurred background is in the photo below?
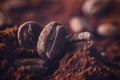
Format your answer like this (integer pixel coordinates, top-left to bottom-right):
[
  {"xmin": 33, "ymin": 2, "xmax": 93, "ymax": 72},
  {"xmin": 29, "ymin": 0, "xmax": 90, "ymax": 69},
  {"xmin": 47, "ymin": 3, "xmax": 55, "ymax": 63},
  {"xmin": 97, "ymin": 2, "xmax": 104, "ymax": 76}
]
[
  {"xmin": 0, "ymin": 0, "xmax": 120, "ymax": 79},
  {"xmin": 0, "ymin": 0, "xmax": 120, "ymax": 34}
]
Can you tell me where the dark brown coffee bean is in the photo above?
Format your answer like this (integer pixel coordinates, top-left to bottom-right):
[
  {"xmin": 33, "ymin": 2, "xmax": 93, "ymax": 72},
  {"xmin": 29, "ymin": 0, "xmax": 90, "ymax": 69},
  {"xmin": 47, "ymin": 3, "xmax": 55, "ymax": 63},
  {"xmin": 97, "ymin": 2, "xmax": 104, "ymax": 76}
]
[
  {"xmin": 17, "ymin": 64, "xmax": 48, "ymax": 74},
  {"xmin": 66, "ymin": 32, "xmax": 94, "ymax": 42},
  {"xmin": 18, "ymin": 21, "xmax": 42, "ymax": 49},
  {"xmin": 82, "ymin": 0, "xmax": 112, "ymax": 16},
  {"xmin": 37, "ymin": 21, "xmax": 65, "ymax": 60},
  {"xmin": 66, "ymin": 32, "xmax": 95, "ymax": 51},
  {"xmin": 14, "ymin": 58, "xmax": 46, "ymax": 66},
  {"xmin": 14, "ymin": 58, "xmax": 48, "ymax": 74}
]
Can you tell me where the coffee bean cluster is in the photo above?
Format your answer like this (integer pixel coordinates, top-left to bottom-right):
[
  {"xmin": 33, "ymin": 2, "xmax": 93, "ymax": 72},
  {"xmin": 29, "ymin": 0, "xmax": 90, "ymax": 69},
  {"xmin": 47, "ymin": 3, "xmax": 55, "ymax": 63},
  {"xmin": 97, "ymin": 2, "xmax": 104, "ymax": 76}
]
[{"xmin": 15, "ymin": 21, "xmax": 94, "ymax": 74}]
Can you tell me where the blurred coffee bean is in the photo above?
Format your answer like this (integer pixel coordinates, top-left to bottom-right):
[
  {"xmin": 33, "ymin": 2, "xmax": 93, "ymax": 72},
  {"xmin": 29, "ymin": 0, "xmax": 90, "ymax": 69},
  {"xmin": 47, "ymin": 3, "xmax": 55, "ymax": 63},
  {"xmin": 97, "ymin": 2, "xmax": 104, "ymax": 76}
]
[
  {"xmin": 69, "ymin": 17, "xmax": 95, "ymax": 33},
  {"xmin": 18, "ymin": 21, "xmax": 42, "ymax": 49},
  {"xmin": 101, "ymin": 52, "xmax": 106, "ymax": 57},
  {"xmin": 0, "ymin": 12, "xmax": 5, "ymax": 28},
  {"xmin": 37, "ymin": 21, "xmax": 65, "ymax": 60},
  {"xmin": 69, "ymin": 17, "xmax": 87, "ymax": 33},
  {"xmin": 4, "ymin": 0, "xmax": 44, "ymax": 10},
  {"xmin": 0, "ymin": 11, "xmax": 13, "ymax": 30},
  {"xmin": 66, "ymin": 32, "xmax": 95, "ymax": 51},
  {"xmin": 97, "ymin": 23, "xmax": 119, "ymax": 37},
  {"xmin": 29, "ymin": 0, "xmax": 44, "ymax": 7},
  {"xmin": 82, "ymin": 0, "xmax": 112, "ymax": 16},
  {"xmin": 6, "ymin": 0, "xmax": 28, "ymax": 10}
]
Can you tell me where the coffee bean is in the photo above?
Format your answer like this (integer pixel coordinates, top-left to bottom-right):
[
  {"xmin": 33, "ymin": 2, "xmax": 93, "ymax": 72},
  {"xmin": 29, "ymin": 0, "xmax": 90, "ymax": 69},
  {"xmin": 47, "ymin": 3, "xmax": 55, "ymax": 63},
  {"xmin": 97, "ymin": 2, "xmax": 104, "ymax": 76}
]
[
  {"xmin": 0, "ymin": 12, "xmax": 5, "ymax": 28},
  {"xmin": 7, "ymin": 0, "xmax": 28, "ymax": 10},
  {"xmin": 66, "ymin": 32, "xmax": 94, "ymax": 42},
  {"xmin": 97, "ymin": 23, "xmax": 119, "ymax": 37},
  {"xmin": 37, "ymin": 21, "xmax": 65, "ymax": 60},
  {"xmin": 0, "ymin": 8, "xmax": 13, "ymax": 30},
  {"xmin": 82, "ymin": 0, "xmax": 112, "ymax": 16},
  {"xmin": 18, "ymin": 21, "xmax": 42, "ymax": 49},
  {"xmin": 66, "ymin": 32, "xmax": 95, "ymax": 51},
  {"xmin": 14, "ymin": 58, "xmax": 48, "ymax": 74},
  {"xmin": 69, "ymin": 17, "xmax": 86, "ymax": 33}
]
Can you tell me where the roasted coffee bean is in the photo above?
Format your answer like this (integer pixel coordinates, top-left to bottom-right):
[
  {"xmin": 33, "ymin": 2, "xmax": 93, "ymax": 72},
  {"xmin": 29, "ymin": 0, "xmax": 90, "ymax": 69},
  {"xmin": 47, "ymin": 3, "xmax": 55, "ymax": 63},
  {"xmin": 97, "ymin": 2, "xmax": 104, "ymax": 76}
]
[
  {"xmin": 69, "ymin": 17, "xmax": 93, "ymax": 33},
  {"xmin": 37, "ymin": 21, "xmax": 65, "ymax": 60},
  {"xmin": 7, "ymin": 0, "xmax": 28, "ymax": 10},
  {"xmin": 97, "ymin": 23, "xmax": 120, "ymax": 37},
  {"xmin": 17, "ymin": 64, "xmax": 48, "ymax": 74},
  {"xmin": 69, "ymin": 17, "xmax": 86, "ymax": 33},
  {"xmin": 14, "ymin": 58, "xmax": 48, "ymax": 74},
  {"xmin": 66, "ymin": 32, "xmax": 94, "ymax": 42},
  {"xmin": 0, "ymin": 12, "xmax": 5, "ymax": 28},
  {"xmin": 82, "ymin": 0, "xmax": 112, "ymax": 16},
  {"xmin": 14, "ymin": 58, "xmax": 46, "ymax": 66},
  {"xmin": 66, "ymin": 32, "xmax": 94, "ymax": 51},
  {"xmin": 18, "ymin": 21, "xmax": 42, "ymax": 49}
]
